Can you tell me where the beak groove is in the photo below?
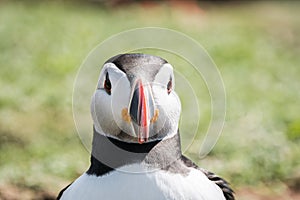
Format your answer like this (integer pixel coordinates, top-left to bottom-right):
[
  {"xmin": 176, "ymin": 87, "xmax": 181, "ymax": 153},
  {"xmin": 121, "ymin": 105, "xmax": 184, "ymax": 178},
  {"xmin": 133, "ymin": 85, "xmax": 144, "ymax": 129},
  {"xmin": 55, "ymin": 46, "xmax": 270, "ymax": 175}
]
[{"xmin": 129, "ymin": 79, "xmax": 155, "ymax": 144}]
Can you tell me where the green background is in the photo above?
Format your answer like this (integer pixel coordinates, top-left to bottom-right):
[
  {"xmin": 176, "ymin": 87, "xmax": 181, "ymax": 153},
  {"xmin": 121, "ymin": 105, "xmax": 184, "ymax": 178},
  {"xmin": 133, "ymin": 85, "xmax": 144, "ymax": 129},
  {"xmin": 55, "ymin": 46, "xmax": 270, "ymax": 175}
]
[{"xmin": 0, "ymin": 1, "xmax": 299, "ymax": 199}]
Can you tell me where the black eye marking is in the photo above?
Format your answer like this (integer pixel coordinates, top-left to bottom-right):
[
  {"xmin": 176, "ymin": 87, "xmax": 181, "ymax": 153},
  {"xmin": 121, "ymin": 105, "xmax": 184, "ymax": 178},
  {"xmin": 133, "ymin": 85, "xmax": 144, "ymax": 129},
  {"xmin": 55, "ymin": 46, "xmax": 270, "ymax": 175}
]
[
  {"xmin": 104, "ymin": 72, "xmax": 111, "ymax": 95},
  {"xmin": 167, "ymin": 77, "xmax": 172, "ymax": 95}
]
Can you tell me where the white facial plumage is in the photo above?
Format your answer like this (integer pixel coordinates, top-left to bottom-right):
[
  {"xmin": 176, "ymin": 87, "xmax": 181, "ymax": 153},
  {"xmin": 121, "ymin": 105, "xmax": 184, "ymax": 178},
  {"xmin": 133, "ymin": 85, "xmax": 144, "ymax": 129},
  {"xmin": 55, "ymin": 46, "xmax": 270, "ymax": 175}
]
[{"xmin": 91, "ymin": 62, "xmax": 181, "ymax": 143}]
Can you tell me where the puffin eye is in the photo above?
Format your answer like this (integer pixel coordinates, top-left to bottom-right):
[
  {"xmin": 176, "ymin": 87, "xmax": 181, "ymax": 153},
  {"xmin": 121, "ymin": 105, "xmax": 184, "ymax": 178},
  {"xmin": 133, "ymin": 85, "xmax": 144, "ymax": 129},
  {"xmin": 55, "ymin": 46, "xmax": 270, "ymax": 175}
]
[
  {"xmin": 104, "ymin": 72, "xmax": 111, "ymax": 95},
  {"xmin": 167, "ymin": 78, "xmax": 172, "ymax": 94}
]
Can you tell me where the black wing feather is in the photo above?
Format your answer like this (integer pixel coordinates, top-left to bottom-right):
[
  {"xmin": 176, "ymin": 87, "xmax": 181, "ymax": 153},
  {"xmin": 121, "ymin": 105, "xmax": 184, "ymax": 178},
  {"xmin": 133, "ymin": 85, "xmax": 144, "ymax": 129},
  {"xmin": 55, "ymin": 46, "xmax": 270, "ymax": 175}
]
[
  {"xmin": 199, "ymin": 168, "xmax": 235, "ymax": 200},
  {"xmin": 56, "ymin": 182, "xmax": 72, "ymax": 200},
  {"xmin": 181, "ymin": 156, "xmax": 235, "ymax": 200}
]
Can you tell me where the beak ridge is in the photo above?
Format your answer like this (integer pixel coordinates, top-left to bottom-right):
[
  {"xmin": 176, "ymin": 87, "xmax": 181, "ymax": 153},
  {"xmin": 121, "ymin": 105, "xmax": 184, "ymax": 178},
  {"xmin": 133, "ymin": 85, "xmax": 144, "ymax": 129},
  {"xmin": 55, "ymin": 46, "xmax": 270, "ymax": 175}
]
[{"xmin": 129, "ymin": 79, "xmax": 154, "ymax": 144}]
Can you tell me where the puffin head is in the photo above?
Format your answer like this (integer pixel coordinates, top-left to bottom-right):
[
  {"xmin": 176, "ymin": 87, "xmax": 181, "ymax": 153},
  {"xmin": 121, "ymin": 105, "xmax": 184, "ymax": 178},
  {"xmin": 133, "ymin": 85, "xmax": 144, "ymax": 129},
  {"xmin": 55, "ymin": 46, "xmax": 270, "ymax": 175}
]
[{"xmin": 91, "ymin": 54, "xmax": 181, "ymax": 144}]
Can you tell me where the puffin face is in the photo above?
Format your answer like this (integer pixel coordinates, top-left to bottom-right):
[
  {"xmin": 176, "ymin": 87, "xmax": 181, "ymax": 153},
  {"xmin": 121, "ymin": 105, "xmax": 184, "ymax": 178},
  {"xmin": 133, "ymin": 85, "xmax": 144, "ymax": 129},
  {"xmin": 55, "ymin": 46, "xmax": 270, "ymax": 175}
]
[{"xmin": 91, "ymin": 54, "xmax": 181, "ymax": 143}]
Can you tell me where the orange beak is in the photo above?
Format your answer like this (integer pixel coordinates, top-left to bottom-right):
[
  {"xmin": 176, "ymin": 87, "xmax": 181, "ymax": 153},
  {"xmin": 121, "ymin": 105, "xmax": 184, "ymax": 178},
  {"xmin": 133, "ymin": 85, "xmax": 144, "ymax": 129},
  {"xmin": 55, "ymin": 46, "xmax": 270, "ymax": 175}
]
[{"xmin": 129, "ymin": 79, "xmax": 154, "ymax": 144}]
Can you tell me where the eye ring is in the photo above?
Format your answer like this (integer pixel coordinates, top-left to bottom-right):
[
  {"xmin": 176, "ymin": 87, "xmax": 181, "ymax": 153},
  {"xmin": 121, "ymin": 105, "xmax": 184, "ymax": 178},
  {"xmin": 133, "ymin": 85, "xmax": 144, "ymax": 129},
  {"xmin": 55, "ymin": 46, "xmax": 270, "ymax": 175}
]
[
  {"xmin": 104, "ymin": 72, "xmax": 111, "ymax": 95},
  {"xmin": 167, "ymin": 78, "xmax": 172, "ymax": 94}
]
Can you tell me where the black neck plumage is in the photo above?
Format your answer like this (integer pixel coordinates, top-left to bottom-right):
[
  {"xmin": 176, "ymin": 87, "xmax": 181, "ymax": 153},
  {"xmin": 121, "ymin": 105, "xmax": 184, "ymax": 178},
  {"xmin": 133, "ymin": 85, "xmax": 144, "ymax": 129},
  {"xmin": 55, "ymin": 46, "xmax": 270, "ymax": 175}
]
[{"xmin": 87, "ymin": 128, "xmax": 182, "ymax": 176}]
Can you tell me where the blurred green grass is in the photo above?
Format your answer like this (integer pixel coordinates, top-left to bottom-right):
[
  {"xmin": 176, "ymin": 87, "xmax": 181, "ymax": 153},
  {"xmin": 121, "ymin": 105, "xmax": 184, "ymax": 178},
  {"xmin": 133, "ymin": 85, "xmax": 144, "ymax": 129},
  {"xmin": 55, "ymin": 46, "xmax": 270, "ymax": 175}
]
[{"xmin": 0, "ymin": 0, "xmax": 300, "ymax": 197}]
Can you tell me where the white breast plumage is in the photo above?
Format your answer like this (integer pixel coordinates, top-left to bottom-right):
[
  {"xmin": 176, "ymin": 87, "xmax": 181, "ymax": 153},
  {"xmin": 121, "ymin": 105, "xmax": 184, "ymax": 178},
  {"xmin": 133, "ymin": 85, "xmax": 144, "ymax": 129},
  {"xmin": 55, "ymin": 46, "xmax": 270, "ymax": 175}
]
[
  {"xmin": 58, "ymin": 54, "xmax": 234, "ymax": 200},
  {"xmin": 60, "ymin": 164, "xmax": 225, "ymax": 200}
]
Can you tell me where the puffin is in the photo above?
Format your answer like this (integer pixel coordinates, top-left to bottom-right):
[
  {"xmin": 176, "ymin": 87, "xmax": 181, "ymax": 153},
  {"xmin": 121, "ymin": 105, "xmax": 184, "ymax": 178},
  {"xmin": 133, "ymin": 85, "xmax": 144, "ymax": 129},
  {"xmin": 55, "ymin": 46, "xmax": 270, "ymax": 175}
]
[{"xmin": 57, "ymin": 53, "xmax": 235, "ymax": 200}]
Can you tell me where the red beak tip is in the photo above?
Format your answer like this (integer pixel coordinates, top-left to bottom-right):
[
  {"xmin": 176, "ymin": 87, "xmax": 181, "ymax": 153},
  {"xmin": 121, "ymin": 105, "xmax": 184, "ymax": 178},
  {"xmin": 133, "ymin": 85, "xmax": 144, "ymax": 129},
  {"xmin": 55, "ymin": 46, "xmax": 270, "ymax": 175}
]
[
  {"xmin": 138, "ymin": 139, "xmax": 144, "ymax": 144},
  {"xmin": 138, "ymin": 137, "xmax": 148, "ymax": 144}
]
